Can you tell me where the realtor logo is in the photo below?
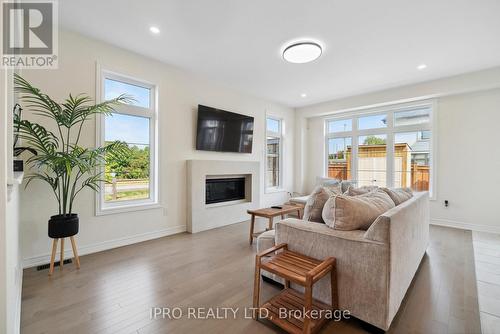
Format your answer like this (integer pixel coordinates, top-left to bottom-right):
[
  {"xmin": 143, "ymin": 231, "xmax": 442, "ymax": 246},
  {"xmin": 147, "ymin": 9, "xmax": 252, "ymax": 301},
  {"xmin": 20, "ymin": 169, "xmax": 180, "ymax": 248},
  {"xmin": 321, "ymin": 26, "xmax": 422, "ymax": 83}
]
[{"xmin": 2, "ymin": 0, "xmax": 58, "ymax": 68}]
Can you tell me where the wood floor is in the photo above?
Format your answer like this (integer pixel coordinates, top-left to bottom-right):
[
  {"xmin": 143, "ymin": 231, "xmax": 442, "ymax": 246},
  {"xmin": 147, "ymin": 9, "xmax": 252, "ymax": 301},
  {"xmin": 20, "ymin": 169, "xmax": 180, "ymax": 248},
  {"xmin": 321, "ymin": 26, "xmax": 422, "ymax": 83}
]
[
  {"xmin": 21, "ymin": 221, "xmax": 481, "ymax": 334},
  {"xmin": 472, "ymin": 231, "xmax": 500, "ymax": 334}
]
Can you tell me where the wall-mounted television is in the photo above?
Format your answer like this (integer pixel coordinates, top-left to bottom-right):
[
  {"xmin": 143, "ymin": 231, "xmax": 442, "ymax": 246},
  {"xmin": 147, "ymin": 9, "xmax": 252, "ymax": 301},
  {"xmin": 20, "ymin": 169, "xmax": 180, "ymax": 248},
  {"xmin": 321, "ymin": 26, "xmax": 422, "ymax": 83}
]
[{"xmin": 196, "ymin": 105, "xmax": 254, "ymax": 153}]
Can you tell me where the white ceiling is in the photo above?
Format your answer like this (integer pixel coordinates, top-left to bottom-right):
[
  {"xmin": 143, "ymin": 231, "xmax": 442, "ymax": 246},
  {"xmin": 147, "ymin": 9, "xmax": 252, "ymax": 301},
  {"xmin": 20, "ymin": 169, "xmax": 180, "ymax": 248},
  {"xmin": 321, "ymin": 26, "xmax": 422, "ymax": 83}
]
[{"xmin": 59, "ymin": 0, "xmax": 500, "ymax": 107}]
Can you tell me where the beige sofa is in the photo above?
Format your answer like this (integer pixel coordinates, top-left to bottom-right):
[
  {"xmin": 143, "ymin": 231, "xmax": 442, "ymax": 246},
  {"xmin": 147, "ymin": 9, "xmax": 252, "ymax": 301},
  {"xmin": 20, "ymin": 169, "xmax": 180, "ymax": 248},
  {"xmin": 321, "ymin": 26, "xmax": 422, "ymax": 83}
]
[{"xmin": 257, "ymin": 191, "xmax": 429, "ymax": 331}]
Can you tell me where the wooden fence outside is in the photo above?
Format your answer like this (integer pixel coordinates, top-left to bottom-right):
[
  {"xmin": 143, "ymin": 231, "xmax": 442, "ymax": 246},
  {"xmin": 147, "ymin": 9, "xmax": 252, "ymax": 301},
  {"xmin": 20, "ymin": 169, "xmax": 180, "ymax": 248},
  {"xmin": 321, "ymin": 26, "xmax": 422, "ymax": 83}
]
[{"xmin": 328, "ymin": 163, "xmax": 430, "ymax": 191}]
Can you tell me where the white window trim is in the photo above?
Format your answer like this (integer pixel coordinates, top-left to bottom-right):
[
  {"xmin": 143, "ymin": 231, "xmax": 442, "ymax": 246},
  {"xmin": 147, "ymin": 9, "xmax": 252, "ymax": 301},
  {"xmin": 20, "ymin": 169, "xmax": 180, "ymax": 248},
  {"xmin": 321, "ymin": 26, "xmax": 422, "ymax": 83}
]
[
  {"xmin": 95, "ymin": 66, "xmax": 160, "ymax": 215},
  {"xmin": 324, "ymin": 100, "xmax": 437, "ymax": 200},
  {"xmin": 265, "ymin": 116, "xmax": 284, "ymax": 193}
]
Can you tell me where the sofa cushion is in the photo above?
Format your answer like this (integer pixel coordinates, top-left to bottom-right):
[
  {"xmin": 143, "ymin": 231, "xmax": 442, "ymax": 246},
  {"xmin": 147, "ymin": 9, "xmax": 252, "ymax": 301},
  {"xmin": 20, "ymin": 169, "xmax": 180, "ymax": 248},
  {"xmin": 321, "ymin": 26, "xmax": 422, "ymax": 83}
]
[
  {"xmin": 257, "ymin": 229, "xmax": 276, "ymax": 253},
  {"xmin": 322, "ymin": 190, "xmax": 395, "ymax": 230},
  {"xmin": 289, "ymin": 195, "xmax": 310, "ymax": 205},
  {"xmin": 345, "ymin": 185, "xmax": 378, "ymax": 196},
  {"xmin": 303, "ymin": 186, "xmax": 340, "ymax": 223},
  {"xmin": 381, "ymin": 187, "xmax": 413, "ymax": 206}
]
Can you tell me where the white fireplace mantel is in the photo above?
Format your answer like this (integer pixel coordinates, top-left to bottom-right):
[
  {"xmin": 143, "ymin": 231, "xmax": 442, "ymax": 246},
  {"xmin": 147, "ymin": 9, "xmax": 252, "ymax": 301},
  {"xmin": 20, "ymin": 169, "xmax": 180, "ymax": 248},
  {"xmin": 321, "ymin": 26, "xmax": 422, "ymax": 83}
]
[{"xmin": 187, "ymin": 160, "xmax": 260, "ymax": 233}]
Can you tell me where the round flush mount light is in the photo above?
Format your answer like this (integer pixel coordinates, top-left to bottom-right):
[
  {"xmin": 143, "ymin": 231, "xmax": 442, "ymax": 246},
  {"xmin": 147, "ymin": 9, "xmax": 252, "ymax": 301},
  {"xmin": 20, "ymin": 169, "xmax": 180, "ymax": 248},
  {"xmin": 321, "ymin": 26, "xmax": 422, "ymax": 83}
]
[
  {"xmin": 417, "ymin": 64, "xmax": 427, "ymax": 70},
  {"xmin": 283, "ymin": 42, "xmax": 322, "ymax": 64},
  {"xmin": 300, "ymin": 93, "xmax": 307, "ymax": 98},
  {"xmin": 149, "ymin": 26, "xmax": 160, "ymax": 34}
]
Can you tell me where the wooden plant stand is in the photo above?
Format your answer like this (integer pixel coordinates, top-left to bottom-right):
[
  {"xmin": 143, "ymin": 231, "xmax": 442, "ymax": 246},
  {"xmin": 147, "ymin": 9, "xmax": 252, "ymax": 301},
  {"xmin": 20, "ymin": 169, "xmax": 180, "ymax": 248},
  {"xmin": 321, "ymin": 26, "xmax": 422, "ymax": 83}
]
[
  {"xmin": 253, "ymin": 243, "xmax": 337, "ymax": 334},
  {"xmin": 49, "ymin": 236, "xmax": 80, "ymax": 276},
  {"xmin": 247, "ymin": 204, "xmax": 304, "ymax": 245}
]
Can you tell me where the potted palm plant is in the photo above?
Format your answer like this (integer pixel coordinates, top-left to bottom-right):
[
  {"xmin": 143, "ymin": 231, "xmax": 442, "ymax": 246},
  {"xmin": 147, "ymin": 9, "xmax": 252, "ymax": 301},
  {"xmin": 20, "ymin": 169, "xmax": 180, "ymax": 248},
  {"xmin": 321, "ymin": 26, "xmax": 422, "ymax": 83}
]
[{"xmin": 14, "ymin": 74, "xmax": 131, "ymax": 271}]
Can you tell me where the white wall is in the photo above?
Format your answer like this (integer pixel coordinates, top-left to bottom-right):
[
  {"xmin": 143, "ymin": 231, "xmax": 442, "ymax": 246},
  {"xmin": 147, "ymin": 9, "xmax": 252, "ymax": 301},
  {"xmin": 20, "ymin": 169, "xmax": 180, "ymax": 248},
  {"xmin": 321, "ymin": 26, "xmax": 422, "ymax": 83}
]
[
  {"xmin": 20, "ymin": 30, "xmax": 295, "ymax": 267},
  {"xmin": 0, "ymin": 68, "xmax": 8, "ymax": 334},
  {"xmin": 1, "ymin": 67, "xmax": 22, "ymax": 334},
  {"xmin": 296, "ymin": 68, "xmax": 500, "ymax": 233}
]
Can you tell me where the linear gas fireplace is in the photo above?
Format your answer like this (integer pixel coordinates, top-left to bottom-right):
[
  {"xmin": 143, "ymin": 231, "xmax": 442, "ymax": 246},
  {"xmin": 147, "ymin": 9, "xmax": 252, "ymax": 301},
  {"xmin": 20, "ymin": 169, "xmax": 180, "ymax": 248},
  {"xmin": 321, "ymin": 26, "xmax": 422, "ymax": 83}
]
[
  {"xmin": 187, "ymin": 160, "xmax": 259, "ymax": 233},
  {"xmin": 205, "ymin": 177, "xmax": 246, "ymax": 204}
]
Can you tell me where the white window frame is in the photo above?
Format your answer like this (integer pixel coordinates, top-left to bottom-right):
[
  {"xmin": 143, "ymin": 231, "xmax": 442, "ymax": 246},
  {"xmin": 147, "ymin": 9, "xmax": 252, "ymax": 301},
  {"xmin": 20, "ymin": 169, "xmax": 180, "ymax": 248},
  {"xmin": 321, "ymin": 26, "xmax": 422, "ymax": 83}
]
[
  {"xmin": 265, "ymin": 116, "xmax": 284, "ymax": 192},
  {"xmin": 324, "ymin": 100, "xmax": 437, "ymax": 199},
  {"xmin": 96, "ymin": 67, "xmax": 159, "ymax": 215}
]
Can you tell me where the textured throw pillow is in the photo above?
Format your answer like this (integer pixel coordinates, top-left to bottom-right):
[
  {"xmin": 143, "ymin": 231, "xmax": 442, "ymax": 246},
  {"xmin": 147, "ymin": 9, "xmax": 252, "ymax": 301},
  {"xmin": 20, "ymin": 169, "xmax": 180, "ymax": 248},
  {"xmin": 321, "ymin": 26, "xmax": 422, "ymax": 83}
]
[
  {"xmin": 315, "ymin": 176, "xmax": 341, "ymax": 192},
  {"xmin": 381, "ymin": 187, "xmax": 413, "ymax": 206},
  {"xmin": 323, "ymin": 182, "xmax": 342, "ymax": 194},
  {"xmin": 303, "ymin": 186, "xmax": 340, "ymax": 223},
  {"xmin": 345, "ymin": 185, "xmax": 378, "ymax": 196},
  {"xmin": 340, "ymin": 180, "xmax": 357, "ymax": 193},
  {"xmin": 322, "ymin": 190, "xmax": 395, "ymax": 230}
]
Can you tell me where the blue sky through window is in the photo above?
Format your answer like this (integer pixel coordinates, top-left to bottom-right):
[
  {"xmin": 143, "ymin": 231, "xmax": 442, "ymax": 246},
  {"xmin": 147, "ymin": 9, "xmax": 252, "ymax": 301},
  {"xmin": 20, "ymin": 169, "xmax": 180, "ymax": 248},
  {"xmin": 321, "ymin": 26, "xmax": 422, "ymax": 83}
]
[
  {"xmin": 328, "ymin": 119, "xmax": 352, "ymax": 133},
  {"xmin": 358, "ymin": 114, "xmax": 387, "ymax": 130},
  {"xmin": 328, "ymin": 137, "xmax": 352, "ymax": 155},
  {"xmin": 104, "ymin": 78, "xmax": 150, "ymax": 108},
  {"xmin": 267, "ymin": 118, "xmax": 280, "ymax": 133},
  {"xmin": 105, "ymin": 113, "xmax": 150, "ymax": 147}
]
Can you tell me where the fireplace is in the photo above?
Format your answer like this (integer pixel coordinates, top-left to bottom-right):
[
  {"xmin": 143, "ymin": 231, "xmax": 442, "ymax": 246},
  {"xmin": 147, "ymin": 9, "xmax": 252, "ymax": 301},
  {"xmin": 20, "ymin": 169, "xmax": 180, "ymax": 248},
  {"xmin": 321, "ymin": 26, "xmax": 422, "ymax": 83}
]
[
  {"xmin": 187, "ymin": 160, "xmax": 259, "ymax": 233},
  {"xmin": 206, "ymin": 177, "xmax": 246, "ymax": 204}
]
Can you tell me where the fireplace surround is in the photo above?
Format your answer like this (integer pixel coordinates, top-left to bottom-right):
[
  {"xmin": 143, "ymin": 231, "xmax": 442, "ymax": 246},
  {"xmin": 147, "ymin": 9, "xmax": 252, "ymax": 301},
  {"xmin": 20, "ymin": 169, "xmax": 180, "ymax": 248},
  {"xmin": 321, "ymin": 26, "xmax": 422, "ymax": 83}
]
[{"xmin": 187, "ymin": 160, "xmax": 260, "ymax": 233}]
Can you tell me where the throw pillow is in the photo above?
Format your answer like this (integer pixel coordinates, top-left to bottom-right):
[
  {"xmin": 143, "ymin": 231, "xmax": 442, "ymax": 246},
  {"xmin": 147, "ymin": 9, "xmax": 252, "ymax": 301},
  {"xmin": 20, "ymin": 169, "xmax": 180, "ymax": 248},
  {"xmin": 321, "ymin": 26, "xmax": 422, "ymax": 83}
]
[
  {"xmin": 322, "ymin": 189, "xmax": 395, "ymax": 230},
  {"xmin": 381, "ymin": 187, "xmax": 413, "ymax": 206},
  {"xmin": 315, "ymin": 176, "xmax": 341, "ymax": 192},
  {"xmin": 303, "ymin": 186, "xmax": 340, "ymax": 223},
  {"xmin": 340, "ymin": 180, "xmax": 357, "ymax": 193},
  {"xmin": 345, "ymin": 185, "xmax": 378, "ymax": 196}
]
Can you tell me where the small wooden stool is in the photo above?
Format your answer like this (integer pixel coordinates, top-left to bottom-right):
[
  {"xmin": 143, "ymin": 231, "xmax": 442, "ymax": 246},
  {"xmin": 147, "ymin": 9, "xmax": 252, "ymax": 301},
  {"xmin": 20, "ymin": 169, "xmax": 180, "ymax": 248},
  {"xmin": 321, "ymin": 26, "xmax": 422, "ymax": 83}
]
[
  {"xmin": 253, "ymin": 243, "xmax": 337, "ymax": 334},
  {"xmin": 49, "ymin": 236, "xmax": 80, "ymax": 276}
]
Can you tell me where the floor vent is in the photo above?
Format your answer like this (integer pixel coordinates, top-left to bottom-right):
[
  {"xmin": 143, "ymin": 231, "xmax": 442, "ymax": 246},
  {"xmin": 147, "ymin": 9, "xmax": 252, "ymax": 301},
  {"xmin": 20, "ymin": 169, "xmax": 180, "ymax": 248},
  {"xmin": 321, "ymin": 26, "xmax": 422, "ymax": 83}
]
[{"xmin": 37, "ymin": 259, "xmax": 73, "ymax": 271}]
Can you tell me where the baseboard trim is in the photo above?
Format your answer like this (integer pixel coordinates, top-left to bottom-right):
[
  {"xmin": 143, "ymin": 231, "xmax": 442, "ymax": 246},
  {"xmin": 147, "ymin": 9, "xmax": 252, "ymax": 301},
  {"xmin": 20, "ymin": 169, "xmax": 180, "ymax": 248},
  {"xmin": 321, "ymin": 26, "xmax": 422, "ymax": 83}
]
[
  {"xmin": 431, "ymin": 218, "xmax": 500, "ymax": 234},
  {"xmin": 22, "ymin": 224, "xmax": 187, "ymax": 268}
]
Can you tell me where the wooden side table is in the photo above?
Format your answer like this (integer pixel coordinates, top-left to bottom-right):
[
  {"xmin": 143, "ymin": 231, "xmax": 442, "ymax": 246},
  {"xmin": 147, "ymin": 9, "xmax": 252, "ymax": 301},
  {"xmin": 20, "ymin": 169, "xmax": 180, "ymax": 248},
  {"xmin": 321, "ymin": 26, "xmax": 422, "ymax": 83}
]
[
  {"xmin": 247, "ymin": 204, "xmax": 304, "ymax": 245},
  {"xmin": 253, "ymin": 243, "xmax": 337, "ymax": 334}
]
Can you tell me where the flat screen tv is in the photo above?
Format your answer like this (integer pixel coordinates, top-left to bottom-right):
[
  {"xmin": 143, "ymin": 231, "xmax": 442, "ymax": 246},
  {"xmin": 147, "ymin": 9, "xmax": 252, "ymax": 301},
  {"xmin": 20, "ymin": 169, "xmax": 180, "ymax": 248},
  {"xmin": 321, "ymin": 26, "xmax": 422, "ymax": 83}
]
[{"xmin": 196, "ymin": 105, "xmax": 254, "ymax": 153}]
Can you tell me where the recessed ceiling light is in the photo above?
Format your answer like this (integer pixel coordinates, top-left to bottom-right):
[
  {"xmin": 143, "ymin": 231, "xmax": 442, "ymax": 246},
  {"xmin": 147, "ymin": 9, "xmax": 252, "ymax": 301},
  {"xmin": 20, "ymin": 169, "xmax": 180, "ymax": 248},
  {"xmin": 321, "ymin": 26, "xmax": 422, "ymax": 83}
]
[
  {"xmin": 149, "ymin": 26, "xmax": 160, "ymax": 34},
  {"xmin": 417, "ymin": 64, "xmax": 427, "ymax": 70},
  {"xmin": 300, "ymin": 93, "xmax": 307, "ymax": 98},
  {"xmin": 283, "ymin": 42, "xmax": 322, "ymax": 64}
]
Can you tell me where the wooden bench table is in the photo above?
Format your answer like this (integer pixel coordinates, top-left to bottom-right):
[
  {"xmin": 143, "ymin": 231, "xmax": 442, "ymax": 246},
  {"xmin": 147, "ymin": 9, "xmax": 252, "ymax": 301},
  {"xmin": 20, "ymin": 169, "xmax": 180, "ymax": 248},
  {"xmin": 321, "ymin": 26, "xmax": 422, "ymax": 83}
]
[
  {"xmin": 247, "ymin": 204, "xmax": 303, "ymax": 245},
  {"xmin": 253, "ymin": 243, "xmax": 337, "ymax": 334}
]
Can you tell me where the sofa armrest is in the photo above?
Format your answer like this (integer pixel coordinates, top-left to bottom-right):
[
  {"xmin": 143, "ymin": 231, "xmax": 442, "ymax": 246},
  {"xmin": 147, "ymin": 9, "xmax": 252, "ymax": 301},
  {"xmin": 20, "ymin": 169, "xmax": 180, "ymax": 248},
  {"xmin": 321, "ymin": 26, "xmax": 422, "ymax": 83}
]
[
  {"xmin": 371, "ymin": 191, "xmax": 430, "ymax": 325},
  {"xmin": 364, "ymin": 191, "xmax": 429, "ymax": 244}
]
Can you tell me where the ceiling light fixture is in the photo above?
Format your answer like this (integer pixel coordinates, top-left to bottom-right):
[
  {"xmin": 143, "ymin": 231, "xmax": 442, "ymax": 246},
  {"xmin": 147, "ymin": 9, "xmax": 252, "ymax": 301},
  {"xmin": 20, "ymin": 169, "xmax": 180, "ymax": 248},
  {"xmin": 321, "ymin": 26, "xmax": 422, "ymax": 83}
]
[
  {"xmin": 300, "ymin": 93, "xmax": 307, "ymax": 98},
  {"xmin": 417, "ymin": 64, "xmax": 427, "ymax": 70},
  {"xmin": 149, "ymin": 26, "xmax": 160, "ymax": 34},
  {"xmin": 283, "ymin": 42, "xmax": 322, "ymax": 64}
]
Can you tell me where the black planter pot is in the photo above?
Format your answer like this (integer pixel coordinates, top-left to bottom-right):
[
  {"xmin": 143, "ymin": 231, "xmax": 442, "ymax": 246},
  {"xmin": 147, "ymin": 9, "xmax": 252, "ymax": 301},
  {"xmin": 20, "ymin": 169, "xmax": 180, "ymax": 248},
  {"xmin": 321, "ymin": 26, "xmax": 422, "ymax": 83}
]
[{"xmin": 48, "ymin": 214, "xmax": 79, "ymax": 238}]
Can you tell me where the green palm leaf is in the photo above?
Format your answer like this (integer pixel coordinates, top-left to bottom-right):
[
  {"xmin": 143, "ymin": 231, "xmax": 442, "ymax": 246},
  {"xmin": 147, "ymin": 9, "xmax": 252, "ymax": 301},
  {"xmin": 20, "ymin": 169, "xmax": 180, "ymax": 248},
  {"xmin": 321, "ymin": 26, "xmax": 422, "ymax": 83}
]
[{"xmin": 14, "ymin": 75, "xmax": 132, "ymax": 215}]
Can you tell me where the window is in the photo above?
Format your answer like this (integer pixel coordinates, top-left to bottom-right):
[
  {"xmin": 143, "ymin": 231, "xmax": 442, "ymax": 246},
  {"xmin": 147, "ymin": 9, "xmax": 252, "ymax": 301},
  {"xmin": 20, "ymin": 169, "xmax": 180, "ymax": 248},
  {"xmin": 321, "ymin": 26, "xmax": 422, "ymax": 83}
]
[
  {"xmin": 266, "ymin": 117, "xmax": 282, "ymax": 189},
  {"xmin": 327, "ymin": 119, "xmax": 352, "ymax": 133},
  {"xmin": 358, "ymin": 134, "xmax": 387, "ymax": 187},
  {"xmin": 358, "ymin": 114, "xmax": 387, "ymax": 130},
  {"xmin": 394, "ymin": 107, "xmax": 430, "ymax": 126},
  {"xmin": 97, "ymin": 71, "xmax": 157, "ymax": 214},
  {"xmin": 327, "ymin": 137, "xmax": 352, "ymax": 180},
  {"xmin": 325, "ymin": 103, "xmax": 435, "ymax": 196},
  {"xmin": 394, "ymin": 131, "xmax": 431, "ymax": 191}
]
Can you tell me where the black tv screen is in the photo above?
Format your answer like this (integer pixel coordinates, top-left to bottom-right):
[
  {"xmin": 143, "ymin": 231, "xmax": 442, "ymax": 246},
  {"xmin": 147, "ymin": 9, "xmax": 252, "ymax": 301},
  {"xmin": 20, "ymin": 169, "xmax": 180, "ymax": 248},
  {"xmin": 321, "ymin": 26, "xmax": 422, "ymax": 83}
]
[{"xmin": 196, "ymin": 105, "xmax": 254, "ymax": 153}]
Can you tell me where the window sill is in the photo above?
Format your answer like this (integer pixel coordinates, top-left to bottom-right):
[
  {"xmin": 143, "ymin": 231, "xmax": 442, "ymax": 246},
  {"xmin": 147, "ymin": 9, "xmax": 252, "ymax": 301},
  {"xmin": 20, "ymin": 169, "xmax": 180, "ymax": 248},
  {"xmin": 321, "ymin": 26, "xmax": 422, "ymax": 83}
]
[{"xmin": 96, "ymin": 202, "xmax": 162, "ymax": 216}]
